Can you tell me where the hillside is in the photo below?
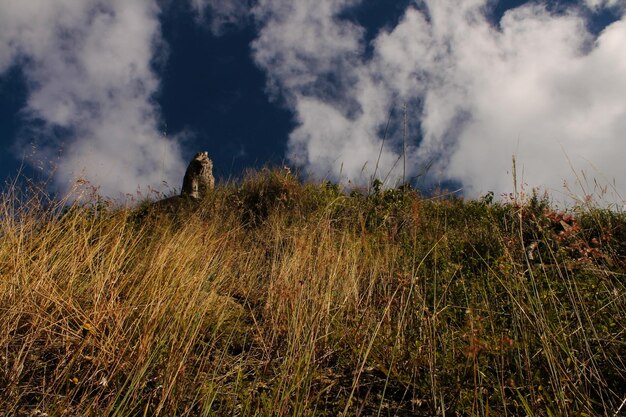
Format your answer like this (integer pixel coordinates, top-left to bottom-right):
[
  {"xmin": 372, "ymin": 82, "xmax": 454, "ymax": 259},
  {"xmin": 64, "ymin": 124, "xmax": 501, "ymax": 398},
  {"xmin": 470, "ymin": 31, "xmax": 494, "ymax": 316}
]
[{"xmin": 1, "ymin": 169, "xmax": 625, "ymax": 416}]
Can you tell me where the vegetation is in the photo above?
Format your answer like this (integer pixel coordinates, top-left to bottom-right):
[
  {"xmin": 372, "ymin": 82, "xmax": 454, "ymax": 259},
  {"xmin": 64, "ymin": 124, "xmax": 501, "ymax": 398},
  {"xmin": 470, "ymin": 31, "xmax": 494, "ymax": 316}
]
[{"xmin": 1, "ymin": 168, "xmax": 625, "ymax": 416}]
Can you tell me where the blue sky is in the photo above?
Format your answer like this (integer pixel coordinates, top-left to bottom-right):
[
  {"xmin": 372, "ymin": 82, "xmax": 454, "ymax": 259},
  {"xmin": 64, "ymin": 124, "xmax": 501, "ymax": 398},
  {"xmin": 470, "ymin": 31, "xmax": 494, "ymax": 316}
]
[{"xmin": 0, "ymin": 0, "xmax": 624, "ymax": 203}]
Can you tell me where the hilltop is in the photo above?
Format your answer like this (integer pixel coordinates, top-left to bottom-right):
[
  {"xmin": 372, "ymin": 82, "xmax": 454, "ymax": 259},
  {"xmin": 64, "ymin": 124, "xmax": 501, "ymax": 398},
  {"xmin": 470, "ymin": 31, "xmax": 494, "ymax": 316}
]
[{"xmin": 1, "ymin": 168, "xmax": 625, "ymax": 416}]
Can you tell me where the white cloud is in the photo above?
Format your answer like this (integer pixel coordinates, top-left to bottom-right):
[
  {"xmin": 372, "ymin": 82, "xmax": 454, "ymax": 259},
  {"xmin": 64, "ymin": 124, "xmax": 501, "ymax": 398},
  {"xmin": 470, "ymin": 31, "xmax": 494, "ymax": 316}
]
[
  {"xmin": 584, "ymin": 0, "xmax": 624, "ymax": 11},
  {"xmin": 252, "ymin": 0, "xmax": 405, "ymax": 185},
  {"xmin": 405, "ymin": 2, "xmax": 626, "ymax": 202},
  {"xmin": 252, "ymin": 0, "xmax": 626, "ymax": 203},
  {"xmin": 0, "ymin": 0, "xmax": 185, "ymax": 198},
  {"xmin": 252, "ymin": 0, "xmax": 364, "ymax": 101}
]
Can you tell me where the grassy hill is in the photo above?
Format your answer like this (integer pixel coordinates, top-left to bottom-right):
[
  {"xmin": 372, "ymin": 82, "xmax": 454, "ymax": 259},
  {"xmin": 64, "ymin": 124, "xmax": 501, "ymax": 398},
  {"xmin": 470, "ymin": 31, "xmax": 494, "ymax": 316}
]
[{"xmin": 1, "ymin": 168, "xmax": 625, "ymax": 416}]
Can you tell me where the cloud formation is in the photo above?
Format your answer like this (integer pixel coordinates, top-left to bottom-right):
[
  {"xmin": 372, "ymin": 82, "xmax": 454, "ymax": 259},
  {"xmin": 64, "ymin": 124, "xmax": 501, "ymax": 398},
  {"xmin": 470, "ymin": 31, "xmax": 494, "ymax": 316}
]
[
  {"xmin": 252, "ymin": 0, "xmax": 401, "ymax": 184},
  {"xmin": 584, "ymin": 0, "xmax": 624, "ymax": 11},
  {"xmin": 0, "ymin": 0, "xmax": 185, "ymax": 197},
  {"xmin": 252, "ymin": 0, "xmax": 626, "ymax": 203},
  {"xmin": 419, "ymin": 2, "xmax": 626, "ymax": 200},
  {"xmin": 2, "ymin": 0, "xmax": 624, "ymax": 204}
]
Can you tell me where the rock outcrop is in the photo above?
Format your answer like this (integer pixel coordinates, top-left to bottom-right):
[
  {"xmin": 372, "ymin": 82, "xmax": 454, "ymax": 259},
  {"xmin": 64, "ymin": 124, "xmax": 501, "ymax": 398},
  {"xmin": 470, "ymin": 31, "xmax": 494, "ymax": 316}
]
[
  {"xmin": 142, "ymin": 151, "xmax": 214, "ymax": 216},
  {"xmin": 181, "ymin": 151, "xmax": 214, "ymax": 199}
]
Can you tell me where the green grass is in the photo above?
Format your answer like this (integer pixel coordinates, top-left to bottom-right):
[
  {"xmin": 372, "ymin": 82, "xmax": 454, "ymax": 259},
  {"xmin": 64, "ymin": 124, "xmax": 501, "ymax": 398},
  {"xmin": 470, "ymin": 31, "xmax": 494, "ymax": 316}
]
[{"xmin": 1, "ymin": 168, "xmax": 625, "ymax": 416}]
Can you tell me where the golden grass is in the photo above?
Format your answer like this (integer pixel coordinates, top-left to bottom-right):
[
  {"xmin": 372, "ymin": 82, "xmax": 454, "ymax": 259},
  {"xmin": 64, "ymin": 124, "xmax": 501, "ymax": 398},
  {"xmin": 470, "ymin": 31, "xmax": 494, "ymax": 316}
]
[{"xmin": 1, "ymin": 171, "xmax": 625, "ymax": 416}]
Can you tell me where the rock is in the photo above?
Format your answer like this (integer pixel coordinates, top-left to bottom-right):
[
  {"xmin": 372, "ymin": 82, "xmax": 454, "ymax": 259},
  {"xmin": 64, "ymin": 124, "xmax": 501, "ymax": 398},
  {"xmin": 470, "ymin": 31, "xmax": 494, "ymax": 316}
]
[
  {"xmin": 181, "ymin": 151, "xmax": 214, "ymax": 199},
  {"xmin": 137, "ymin": 151, "xmax": 214, "ymax": 219}
]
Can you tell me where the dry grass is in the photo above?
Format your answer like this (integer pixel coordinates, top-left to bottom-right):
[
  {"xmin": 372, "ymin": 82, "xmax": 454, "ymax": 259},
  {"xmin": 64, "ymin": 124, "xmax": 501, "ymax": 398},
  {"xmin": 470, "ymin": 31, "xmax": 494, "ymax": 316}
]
[{"xmin": 1, "ymin": 169, "xmax": 625, "ymax": 416}]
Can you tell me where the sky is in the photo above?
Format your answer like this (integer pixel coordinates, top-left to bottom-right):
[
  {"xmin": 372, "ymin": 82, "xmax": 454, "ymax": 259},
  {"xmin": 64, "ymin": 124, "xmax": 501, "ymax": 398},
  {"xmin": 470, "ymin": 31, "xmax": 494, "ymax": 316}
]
[{"xmin": 0, "ymin": 0, "xmax": 625, "ymax": 204}]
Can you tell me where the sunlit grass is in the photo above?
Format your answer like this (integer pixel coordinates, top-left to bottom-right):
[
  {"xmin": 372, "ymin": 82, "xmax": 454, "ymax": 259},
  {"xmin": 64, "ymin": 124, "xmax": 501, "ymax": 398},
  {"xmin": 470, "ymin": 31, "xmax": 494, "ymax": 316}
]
[{"xmin": 1, "ymin": 169, "xmax": 624, "ymax": 416}]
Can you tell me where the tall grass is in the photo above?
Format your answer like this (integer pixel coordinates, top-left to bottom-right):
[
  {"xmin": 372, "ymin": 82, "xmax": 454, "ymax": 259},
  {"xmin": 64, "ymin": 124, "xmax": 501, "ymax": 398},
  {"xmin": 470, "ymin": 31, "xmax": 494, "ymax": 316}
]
[{"xmin": 1, "ymin": 169, "xmax": 624, "ymax": 416}]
